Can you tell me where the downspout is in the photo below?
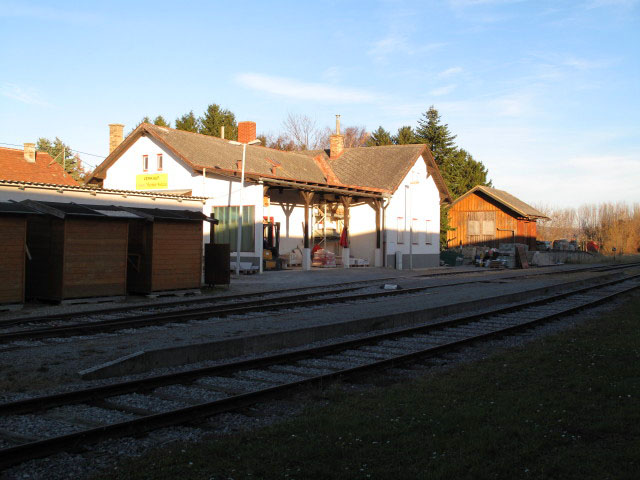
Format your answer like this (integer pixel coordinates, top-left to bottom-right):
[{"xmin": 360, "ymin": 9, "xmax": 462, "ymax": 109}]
[{"xmin": 382, "ymin": 195, "xmax": 390, "ymax": 268}]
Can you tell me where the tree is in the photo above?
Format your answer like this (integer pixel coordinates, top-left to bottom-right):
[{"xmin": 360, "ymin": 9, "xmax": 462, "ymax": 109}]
[
  {"xmin": 444, "ymin": 149, "xmax": 492, "ymax": 199},
  {"xmin": 199, "ymin": 103, "xmax": 237, "ymax": 139},
  {"xmin": 36, "ymin": 137, "xmax": 85, "ymax": 181},
  {"xmin": 281, "ymin": 113, "xmax": 326, "ymax": 150},
  {"xmin": 393, "ymin": 125, "xmax": 417, "ymax": 145},
  {"xmin": 366, "ymin": 126, "xmax": 393, "ymax": 146},
  {"xmin": 153, "ymin": 115, "xmax": 170, "ymax": 127},
  {"xmin": 343, "ymin": 126, "xmax": 370, "ymax": 148},
  {"xmin": 175, "ymin": 111, "xmax": 200, "ymax": 133},
  {"xmin": 415, "ymin": 106, "xmax": 457, "ymax": 168}
]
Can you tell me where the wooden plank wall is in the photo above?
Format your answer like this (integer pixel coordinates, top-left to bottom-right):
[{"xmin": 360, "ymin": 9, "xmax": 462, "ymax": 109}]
[
  {"xmin": 151, "ymin": 221, "xmax": 203, "ymax": 291},
  {"xmin": 447, "ymin": 192, "xmax": 537, "ymax": 249},
  {"xmin": 63, "ymin": 219, "xmax": 128, "ymax": 299},
  {"xmin": 0, "ymin": 216, "xmax": 26, "ymax": 303}
]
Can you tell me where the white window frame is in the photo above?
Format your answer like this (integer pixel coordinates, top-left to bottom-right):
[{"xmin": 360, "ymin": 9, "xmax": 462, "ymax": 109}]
[
  {"xmin": 411, "ymin": 218, "xmax": 419, "ymax": 245},
  {"xmin": 425, "ymin": 219, "xmax": 432, "ymax": 245}
]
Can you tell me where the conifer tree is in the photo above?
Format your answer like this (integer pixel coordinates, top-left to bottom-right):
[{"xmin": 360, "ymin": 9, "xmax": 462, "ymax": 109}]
[
  {"xmin": 199, "ymin": 104, "xmax": 237, "ymax": 139},
  {"xmin": 366, "ymin": 126, "xmax": 393, "ymax": 146},
  {"xmin": 393, "ymin": 126, "xmax": 417, "ymax": 145},
  {"xmin": 175, "ymin": 111, "xmax": 200, "ymax": 132},
  {"xmin": 153, "ymin": 115, "xmax": 170, "ymax": 127},
  {"xmin": 36, "ymin": 137, "xmax": 84, "ymax": 180},
  {"xmin": 415, "ymin": 106, "xmax": 457, "ymax": 168}
]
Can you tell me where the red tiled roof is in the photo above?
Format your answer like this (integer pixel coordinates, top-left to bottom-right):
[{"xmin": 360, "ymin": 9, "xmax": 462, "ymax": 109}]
[{"xmin": 0, "ymin": 147, "xmax": 79, "ymax": 186}]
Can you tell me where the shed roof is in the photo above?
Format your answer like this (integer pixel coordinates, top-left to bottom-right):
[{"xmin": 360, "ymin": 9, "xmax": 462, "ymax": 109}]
[
  {"xmin": 451, "ymin": 185, "xmax": 549, "ymax": 220},
  {"xmin": 0, "ymin": 146, "xmax": 78, "ymax": 186},
  {"xmin": 0, "ymin": 201, "xmax": 40, "ymax": 215}
]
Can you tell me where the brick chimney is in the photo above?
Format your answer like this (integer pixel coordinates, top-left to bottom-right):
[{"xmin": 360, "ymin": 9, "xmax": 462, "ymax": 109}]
[
  {"xmin": 23, "ymin": 143, "xmax": 36, "ymax": 163},
  {"xmin": 329, "ymin": 115, "xmax": 344, "ymax": 159},
  {"xmin": 109, "ymin": 124, "xmax": 124, "ymax": 154},
  {"xmin": 237, "ymin": 121, "xmax": 256, "ymax": 144}
]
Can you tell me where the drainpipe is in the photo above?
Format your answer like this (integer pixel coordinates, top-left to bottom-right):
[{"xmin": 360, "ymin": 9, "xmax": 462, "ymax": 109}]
[{"xmin": 382, "ymin": 195, "xmax": 390, "ymax": 268}]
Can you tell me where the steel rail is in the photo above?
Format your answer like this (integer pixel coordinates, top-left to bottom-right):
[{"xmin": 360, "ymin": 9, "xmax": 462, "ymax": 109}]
[
  {"xmin": 0, "ymin": 275, "xmax": 638, "ymax": 470},
  {"xmin": 2, "ymin": 265, "xmax": 635, "ymax": 343}
]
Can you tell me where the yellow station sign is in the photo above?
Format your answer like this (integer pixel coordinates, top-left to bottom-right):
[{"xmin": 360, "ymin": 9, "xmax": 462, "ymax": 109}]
[{"xmin": 136, "ymin": 173, "xmax": 168, "ymax": 190}]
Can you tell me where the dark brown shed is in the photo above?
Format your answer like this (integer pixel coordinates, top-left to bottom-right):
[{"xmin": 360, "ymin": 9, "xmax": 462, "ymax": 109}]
[
  {"xmin": 447, "ymin": 186, "xmax": 549, "ymax": 250},
  {"xmin": 21, "ymin": 201, "xmax": 133, "ymax": 301},
  {"xmin": 122, "ymin": 207, "xmax": 208, "ymax": 294},
  {"xmin": 0, "ymin": 202, "xmax": 38, "ymax": 304}
]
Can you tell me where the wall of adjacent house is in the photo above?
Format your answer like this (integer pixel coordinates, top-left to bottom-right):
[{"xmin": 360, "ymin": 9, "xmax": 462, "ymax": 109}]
[{"xmin": 384, "ymin": 155, "xmax": 441, "ymax": 268}]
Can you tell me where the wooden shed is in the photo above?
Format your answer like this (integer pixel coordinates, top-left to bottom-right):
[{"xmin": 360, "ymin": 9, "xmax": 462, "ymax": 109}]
[
  {"xmin": 447, "ymin": 186, "xmax": 549, "ymax": 250},
  {"xmin": 122, "ymin": 207, "xmax": 208, "ymax": 294},
  {"xmin": 22, "ymin": 201, "xmax": 134, "ymax": 302},
  {"xmin": 0, "ymin": 202, "xmax": 38, "ymax": 305}
]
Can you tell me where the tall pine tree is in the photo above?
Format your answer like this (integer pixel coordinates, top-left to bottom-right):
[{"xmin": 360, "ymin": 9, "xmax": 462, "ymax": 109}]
[
  {"xmin": 415, "ymin": 106, "xmax": 457, "ymax": 168},
  {"xmin": 37, "ymin": 137, "xmax": 84, "ymax": 181},
  {"xmin": 175, "ymin": 111, "xmax": 200, "ymax": 132},
  {"xmin": 199, "ymin": 104, "xmax": 237, "ymax": 139},
  {"xmin": 393, "ymin": 126, "xmax": 417, "ymax": 145},
  {"xmin": 366, "ymin": 126, "xmax": 393, "ymax": 146}
]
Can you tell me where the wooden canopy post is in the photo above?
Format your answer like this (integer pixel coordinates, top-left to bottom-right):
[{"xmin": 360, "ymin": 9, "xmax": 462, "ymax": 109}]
[
  {"xmin": 367, "ymin": 198, "xmax": 383, "ymax": 267},
  {"xmin": 300, "ymin": 191, "xmax": 315, "ymax": 270},
  {"xmin": 340, "ymin": 196, "xmax": 352, "ymax": 268}
]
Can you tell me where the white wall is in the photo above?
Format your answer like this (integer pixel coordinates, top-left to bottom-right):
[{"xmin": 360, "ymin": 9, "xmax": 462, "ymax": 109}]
[{"xmin": 384, "ymin": 155, "xmax": 441, "ymax": 257}]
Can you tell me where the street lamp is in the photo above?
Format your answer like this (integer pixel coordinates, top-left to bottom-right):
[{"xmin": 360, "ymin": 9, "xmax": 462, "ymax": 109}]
[{"xmin": 229, "ymin": 138, "xmax": 261, "ymax": 275}]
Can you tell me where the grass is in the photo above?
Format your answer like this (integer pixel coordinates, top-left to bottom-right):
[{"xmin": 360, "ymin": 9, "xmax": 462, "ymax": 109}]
[{"xmin": 95, "ymin": 293, "xmax": 640, "ymax": 480}]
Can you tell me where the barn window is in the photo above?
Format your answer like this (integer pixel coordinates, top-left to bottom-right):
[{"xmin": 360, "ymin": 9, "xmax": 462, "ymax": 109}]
[
  {"xmin": 482, "ymin": 220, "xmax": 495, "ymax": 236},
  {"xmin": 468, "ymin": 220, "xmax": 480, "ymax": 236},
  {"xmin": 142, "ymin": 155, "xmax": 149, "ymax": 171},
  {"xmin": 397, "ymin": 217, "xmax": 404, "ymax": 244},
  {"xmin": 157, "ymin": 154, "xmax": 163, "ymax": 171},
  {"xmin": 212, "ymin": 206, "xmax": 255, "ymax": 252}
]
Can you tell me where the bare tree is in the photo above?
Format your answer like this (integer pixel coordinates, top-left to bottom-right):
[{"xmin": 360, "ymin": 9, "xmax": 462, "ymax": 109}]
[
  {"xmin": 343, "ymin": 126, "xmax": 370, "ymax": 148},
  {"xmin": 281, "ymin": 113, "xmax": 326, "ymax": 150}
]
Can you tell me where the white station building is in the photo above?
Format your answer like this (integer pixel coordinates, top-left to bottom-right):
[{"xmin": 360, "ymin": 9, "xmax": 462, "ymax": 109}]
[{"xmin": 86, "ymin": 119, "xmax": 451, "ymax": 270}]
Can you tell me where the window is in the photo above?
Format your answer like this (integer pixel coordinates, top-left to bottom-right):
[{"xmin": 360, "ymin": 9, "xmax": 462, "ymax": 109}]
[
  {"xmin": 157, "ymin": 153, "xmax": 163, "ymax": 171},
  {"xmin": 425, "ymin": 220, "xmax": 432, "ymax": 245},
  {"xmin": 468, "ymin": 220, "xmax": 480, "ymax": 236},
  {"xmin": 397, "ymin": 217, "xmax": 405, "ymax": 244},
  {"xmin": 212, "ymin": 206, "xmax": 255, "ymax": 252},
  {"xmin": 411, "ymin": 218, "xmax": 419, "ymax": 244},
  {"xmin": 482, "ymin": 220, "xmax": 495, "ymax": 236},
  {"xmin": 142, "ymin": 155, "xmax": 149, "ymax": 171}
]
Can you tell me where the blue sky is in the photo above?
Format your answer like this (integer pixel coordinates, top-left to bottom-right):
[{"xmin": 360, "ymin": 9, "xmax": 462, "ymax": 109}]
[{"xmin": 1, "ymin": 0, "xmax": 638, "ymax": 207}]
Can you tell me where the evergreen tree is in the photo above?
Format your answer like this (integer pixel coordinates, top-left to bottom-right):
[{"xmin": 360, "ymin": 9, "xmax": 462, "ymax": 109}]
[
  {"xmin": 393, "ymin": 125, "xmax": 417, "ymax": 145},
  {"xmin": 153, "ymin": 115, "xmax": 170, "ymax": 127},
  {"xmin": 446, "ymin": 149, "xmax": 492, "ymax": 199},
  {"xmin": 415, "ymin": 106, "xmax": 457, "ymax": 167},
  {"xmin": 366, "ymin": 126, "xmax": 393, "ymax": 146},
  {"xmin": 175, "ymin": 111, "xmax": 200, "ymax": 132},
  {"xmin": 199, "ymin": 103, "xmax": 237, "ymax": 139},
  {"xmin": 36, "ymin": 137, "xmax": 84, "ymax": 180}
]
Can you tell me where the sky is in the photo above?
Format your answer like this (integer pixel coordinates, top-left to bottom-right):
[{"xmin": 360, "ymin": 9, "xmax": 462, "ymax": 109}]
[{"xmin": 1, "ymin": 0, "xmax": 638, "ymax": 208}]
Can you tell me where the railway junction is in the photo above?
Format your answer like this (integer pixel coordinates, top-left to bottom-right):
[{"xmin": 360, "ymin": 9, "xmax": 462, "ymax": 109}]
[{"xmin": 0, "ymin": 261, "xmax": 639, "ymax": 478}]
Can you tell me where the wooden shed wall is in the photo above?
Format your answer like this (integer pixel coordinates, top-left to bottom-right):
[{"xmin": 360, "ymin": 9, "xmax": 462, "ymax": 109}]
[
  {"xmin": 151, "ymin": 221, "xmax": 202, "ymax": 291},
  {"xmin": 62, "ymin": 218, "xmax": 128, "ymax": 299},
  {"xmin": 0, "ymin": 216, "xmax": 26, "ymax": 304},
  {"xmin": 447, "ymin": 192, "xmax": 537, "ymax": 249}
]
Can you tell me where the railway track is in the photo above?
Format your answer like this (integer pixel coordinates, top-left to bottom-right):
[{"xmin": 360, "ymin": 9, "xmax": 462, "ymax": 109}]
[
  {"xmin": 1, "ymin": 272, "xmax": 638, "ymax": 470},
  {"xmin": 0, "ymin": 263, "xmax": 634, "ymax": 343}
]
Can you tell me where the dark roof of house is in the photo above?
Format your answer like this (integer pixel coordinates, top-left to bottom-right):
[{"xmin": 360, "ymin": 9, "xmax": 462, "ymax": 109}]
[
  {"xmin": 0, "ymin": 201, "xmax": 40, "ymax": 215},
  {"xmin": 301, "ymin": 144, "xmax": 451, "ymax": 203},
  {"xmin": 87, "ymin": 123, "xmax": 451, "ymax": 201},
  {"xmin": 451, "ymin": 185, "xmax": 549, "ymax": 220},
  {"xmin": 0, "ymin": 146, "xmax": 78, "ymax": 186}
]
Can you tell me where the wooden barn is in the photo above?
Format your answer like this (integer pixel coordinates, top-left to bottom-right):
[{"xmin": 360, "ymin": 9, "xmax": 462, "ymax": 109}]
[
  {"xmin": 447, "ymin": 186, "xmax": 548, "ymax": 250},
  {"xmin": 22, "ymin": 201, "xmax": 134, "ymax": 302},
  {"xmin": 0, "ymin": 202, "xmax": 38, "ymax": 305},
  {"xmin": 123, "ymin": 207, "xmax": 209, "ymax": 294}
]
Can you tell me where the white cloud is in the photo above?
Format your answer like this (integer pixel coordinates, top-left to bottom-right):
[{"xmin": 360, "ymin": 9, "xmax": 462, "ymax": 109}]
[
  {"xmin": 0, "ymin": 83, "xmax": 51, "ymax": 107},
  {"xmin": 429, "ymin": 84, "xmax": 457, "ymax": 96},
  {"xmin": 236, "ymin": 73, "xmax": 376, "ymax": 103},
  {"xmin": 322, "ymin": 66, "xmax": 342, "ymax": 83},
  {"xmin": 368, "ymin": 32, "xmax": 446, "ymax": 63},
  {"xmin": 585, "ymin": 0, "xmax": 639, "ymax": 8},
  {"xmin": 438, "ymin": 67, "xmax": 463, "ymax": 78}
]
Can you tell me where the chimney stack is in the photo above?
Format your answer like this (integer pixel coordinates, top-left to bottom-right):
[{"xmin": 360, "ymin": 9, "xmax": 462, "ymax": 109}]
[
  {"xmin": 109, "ymin": 123, "xmax": 124, "ymax": 154},
  {"xmin": 237, "ymin": 121, "xmax": 256, "ymax": 144},
  {"xmin": 329, "ymin": 115, "xmax": 344, "ymax": 159},
  {"xmin": 23, "ymin": 143, "xmax": 36, "ymax": 163}
]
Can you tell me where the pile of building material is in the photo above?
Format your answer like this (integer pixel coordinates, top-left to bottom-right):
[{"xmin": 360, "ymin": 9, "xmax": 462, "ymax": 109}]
[
  {"xmin": 312, "ymin": 248, "xmax": 337, "ymax": 267},
  {"xmin": 497, "ymin": 243, "xmax": 529, "ymax": 268}
]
